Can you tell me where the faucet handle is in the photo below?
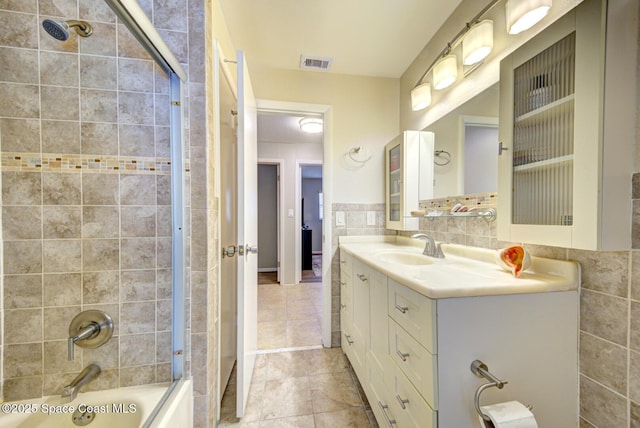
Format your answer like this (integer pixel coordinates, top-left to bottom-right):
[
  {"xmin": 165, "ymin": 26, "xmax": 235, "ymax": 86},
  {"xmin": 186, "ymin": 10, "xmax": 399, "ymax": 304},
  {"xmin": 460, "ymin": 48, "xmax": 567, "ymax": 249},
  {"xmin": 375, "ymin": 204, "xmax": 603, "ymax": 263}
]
[{"xmin": 68, "ymin": 310, "xmax": 114, "ymax": 361}]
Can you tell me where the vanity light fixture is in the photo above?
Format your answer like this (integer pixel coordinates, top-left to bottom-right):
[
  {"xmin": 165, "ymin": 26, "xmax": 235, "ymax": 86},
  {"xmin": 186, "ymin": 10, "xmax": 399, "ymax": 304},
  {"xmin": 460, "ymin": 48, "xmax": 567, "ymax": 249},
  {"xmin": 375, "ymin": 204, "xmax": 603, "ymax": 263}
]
[
  {"xmin": 299, "ymin": 117, "xmax": 323, "ymax": 133},
  {"xmin": 433, "ymin": 55, "xmax": 458, "ymax": 90},
  {"xmin": 409, "ymin": 0, "xmax": 501, "ymax": 111},
  {"xmin": 506, "ymin": 0, "xmax": 552, "ymax": 35},
  {"xmin": 411, "ymin": 82, "xmax": 432, "ymax": 111},
  {"xmin": 462, "ymin": 20, "xmax": 494, "ymax": 65}
]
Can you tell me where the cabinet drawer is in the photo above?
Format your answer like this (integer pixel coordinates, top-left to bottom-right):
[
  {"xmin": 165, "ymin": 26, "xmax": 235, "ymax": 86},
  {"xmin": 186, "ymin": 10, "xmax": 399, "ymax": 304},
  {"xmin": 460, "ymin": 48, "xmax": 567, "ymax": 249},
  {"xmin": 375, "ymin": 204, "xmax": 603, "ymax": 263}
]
[
  {"xmin": 393, "ymin": 363, "xmax": 437, "ymax": 428},
  {"xmin": 369, "ymin": 364, "xmax": 402, "ymax": 428},
  {"xmin": 340, "ymin": 252, "xmax": 353, "ymax": 277},
  {"xmin": 389, "ymin": 319, "xmax": 437, "ymax": 409},
  {"xmin": 388, "ymin": 279, "xmax": 436, "ymax": 353}
]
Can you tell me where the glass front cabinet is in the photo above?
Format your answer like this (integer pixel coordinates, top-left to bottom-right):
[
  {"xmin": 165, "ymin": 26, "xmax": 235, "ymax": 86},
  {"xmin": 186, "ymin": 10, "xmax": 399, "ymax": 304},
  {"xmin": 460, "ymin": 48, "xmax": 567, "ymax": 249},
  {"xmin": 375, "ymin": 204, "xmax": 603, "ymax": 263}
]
[
  {"xmin": 497, "ymin": 0, "xmax": 635, "ymax": 250},
  {"xmin": 385, "ymin": 130, "xmax": 434, "ymax": 231}
]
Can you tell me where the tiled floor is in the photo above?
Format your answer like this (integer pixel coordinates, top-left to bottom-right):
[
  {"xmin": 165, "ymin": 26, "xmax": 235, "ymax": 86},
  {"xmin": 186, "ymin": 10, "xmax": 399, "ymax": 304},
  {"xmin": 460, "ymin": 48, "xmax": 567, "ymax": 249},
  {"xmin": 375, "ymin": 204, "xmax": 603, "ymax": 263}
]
[
  {"xmin": 218, "ymin": 348, "xmax": 377, "ymax": 427},
  {"xmin": 257, "ymin": 278, "xmax": 323, "ymax": 350}
]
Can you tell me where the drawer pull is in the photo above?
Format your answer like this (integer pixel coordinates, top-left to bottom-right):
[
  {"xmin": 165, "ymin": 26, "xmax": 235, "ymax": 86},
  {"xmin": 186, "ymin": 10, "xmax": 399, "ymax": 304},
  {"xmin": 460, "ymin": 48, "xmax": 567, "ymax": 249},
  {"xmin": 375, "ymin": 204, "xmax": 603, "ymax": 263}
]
[
  {"xmin": 395, "ymin": 304, "xmax": 409, "ymax": 314},
  {"xmin": 378, "ymin": 401, "xmax": 397, "ymax": 426},
  {"xmin": 396, "ymin": 394, "xmax": 410, "ymax": 410},
  {"xmin": 396, "ymin": 350, "xmax": 410, "ymax": 362},
  {"xmin": 356, "ymin": 273, "xmax": 367, "ymax": 281},
  {"xmin": 344, "ymin": 334, "xmax": 354, "ymax": 345}
]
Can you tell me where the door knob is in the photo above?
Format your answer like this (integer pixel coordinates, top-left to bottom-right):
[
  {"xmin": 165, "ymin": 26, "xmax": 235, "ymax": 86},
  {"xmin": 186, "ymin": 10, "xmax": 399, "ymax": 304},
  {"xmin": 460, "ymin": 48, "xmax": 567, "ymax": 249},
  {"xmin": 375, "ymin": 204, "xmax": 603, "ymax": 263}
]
[{"xmin": 246, "ymin": 245, "xmax": 258, "ymax": 254}]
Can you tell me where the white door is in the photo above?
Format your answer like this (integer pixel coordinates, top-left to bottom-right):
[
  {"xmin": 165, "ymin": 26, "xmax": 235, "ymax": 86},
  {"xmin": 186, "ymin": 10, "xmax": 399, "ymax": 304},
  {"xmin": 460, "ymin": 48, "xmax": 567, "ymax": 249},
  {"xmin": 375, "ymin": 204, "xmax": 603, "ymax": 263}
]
[{"xmin": 236, "ymin": 50, "xmax": 258, "ymax": 417}]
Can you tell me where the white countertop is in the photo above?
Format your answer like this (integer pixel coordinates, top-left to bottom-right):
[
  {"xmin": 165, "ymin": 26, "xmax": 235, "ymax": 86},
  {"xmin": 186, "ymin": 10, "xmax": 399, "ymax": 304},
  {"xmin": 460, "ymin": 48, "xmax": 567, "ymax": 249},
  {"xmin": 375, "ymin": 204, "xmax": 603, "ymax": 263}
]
[{"xmin": 338, "ymin": 236, "xmax": 580, "ymax": 299}]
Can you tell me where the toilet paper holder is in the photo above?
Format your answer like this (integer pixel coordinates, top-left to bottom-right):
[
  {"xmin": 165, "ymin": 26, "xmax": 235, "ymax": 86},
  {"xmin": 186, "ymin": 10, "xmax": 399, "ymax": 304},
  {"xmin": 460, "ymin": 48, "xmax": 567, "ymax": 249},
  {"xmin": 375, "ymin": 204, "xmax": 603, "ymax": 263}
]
[{"xmin": 471, "ymin": 359, "xmax": 533, "ymax": 422}]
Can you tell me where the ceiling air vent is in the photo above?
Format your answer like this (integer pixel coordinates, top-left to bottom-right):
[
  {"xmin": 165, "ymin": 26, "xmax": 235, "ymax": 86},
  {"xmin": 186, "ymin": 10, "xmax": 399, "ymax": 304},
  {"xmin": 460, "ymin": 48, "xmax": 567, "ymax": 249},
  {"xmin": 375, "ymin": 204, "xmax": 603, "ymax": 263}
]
[{"xmin": 300, "ymin": 55, "xmax": 333, "ymax": 71}]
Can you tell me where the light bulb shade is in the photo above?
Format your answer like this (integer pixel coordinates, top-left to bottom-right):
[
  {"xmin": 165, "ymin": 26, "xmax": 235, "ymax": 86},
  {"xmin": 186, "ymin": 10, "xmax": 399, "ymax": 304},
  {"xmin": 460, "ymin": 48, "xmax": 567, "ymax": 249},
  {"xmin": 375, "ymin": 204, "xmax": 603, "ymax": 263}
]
[
  {"xmin": 433, "ymin": 55, "xmax": 458, "ymax": 90},
  {"xmin": 411, "ymin": 82, "xmax": 432, "ymax": 111},
  {"xmin": 462, "ymin": 20, "xmax": 493, "ymax": 65},
  {"xmin": 299, "ymin": 117, "xmax": 323, "ymax": 133},
  {"xmin": 506, "ymin": 0, "xmax": 552, "ymax": 35}
]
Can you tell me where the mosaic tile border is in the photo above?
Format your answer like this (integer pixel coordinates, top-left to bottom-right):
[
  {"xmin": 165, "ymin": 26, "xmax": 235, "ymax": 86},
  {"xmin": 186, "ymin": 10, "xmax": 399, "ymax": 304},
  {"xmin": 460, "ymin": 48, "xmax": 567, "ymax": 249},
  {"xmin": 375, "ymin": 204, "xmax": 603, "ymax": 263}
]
[
  {"xmin": 420, "ymin": 192, "xmax": 497, "ymax": 211},
  {"xmin": 1, "ymin": 153, "xmax": 175, "ymax": 175}
]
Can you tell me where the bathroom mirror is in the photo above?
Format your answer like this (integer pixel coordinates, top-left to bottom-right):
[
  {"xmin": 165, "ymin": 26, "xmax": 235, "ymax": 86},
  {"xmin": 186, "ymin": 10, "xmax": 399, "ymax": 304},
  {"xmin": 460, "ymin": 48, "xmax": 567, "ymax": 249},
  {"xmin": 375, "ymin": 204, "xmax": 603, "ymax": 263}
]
[{"xmin": 422, "ymin": 82, "xmax": 499, "ymax": 199}]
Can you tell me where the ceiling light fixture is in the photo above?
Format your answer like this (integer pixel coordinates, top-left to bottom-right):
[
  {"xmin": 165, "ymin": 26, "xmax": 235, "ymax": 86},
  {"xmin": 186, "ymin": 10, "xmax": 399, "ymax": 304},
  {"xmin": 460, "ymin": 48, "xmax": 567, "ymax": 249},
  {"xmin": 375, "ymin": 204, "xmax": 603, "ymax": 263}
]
[
  {"xmin": 409, "ymin": 0, "xmax": 501, "ymax": 111},
  {"xmin": 506, "ymin": 0, "xmax": 552, "ymax": 35},
  {"xmin": 462, "ymin": 20, "xmax": 494, "ymax": 65},
  {"xmin": 299, "ymin": 117, "xmax": 323, "ymax": 134}
]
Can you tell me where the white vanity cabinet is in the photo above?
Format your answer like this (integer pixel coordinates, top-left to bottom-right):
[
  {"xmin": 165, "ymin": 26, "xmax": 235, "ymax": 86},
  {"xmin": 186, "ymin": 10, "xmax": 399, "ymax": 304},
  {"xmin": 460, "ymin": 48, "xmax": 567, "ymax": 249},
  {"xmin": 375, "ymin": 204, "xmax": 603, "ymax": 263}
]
[
  {"xmin": 385, "ymin": 131, "xmax": 434, "ymax": 231},
  {"xmin": 497, "ymin": 0, "xmax": 635, "ymax": 250},
  {"xmin": 339, "ymin": 242, "xmax": 579, "ymax": 428}
]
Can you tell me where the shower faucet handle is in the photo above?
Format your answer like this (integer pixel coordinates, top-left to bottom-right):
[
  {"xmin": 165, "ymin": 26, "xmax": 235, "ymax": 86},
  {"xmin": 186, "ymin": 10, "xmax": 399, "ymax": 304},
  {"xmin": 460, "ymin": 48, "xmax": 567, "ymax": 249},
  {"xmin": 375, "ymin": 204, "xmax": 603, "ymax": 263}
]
[{"xmin": 67, "ymin": 310, "xmax": 114, "ymax": 361}]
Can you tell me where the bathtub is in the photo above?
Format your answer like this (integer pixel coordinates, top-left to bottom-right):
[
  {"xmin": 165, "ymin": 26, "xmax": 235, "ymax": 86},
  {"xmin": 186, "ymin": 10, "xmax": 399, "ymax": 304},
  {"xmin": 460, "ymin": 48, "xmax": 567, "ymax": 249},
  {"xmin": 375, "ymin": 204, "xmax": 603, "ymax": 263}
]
[{"xmin": 0, "ymin": 379, "xmax": 192, "ymax": 428}]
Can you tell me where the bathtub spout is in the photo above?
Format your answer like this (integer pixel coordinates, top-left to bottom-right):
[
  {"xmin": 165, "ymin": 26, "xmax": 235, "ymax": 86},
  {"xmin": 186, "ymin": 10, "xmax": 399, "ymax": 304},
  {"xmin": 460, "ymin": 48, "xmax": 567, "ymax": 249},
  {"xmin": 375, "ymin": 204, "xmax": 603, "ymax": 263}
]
[{"xmin": 61, "ymin": 364, "xmax": 101, "ymax": 403}]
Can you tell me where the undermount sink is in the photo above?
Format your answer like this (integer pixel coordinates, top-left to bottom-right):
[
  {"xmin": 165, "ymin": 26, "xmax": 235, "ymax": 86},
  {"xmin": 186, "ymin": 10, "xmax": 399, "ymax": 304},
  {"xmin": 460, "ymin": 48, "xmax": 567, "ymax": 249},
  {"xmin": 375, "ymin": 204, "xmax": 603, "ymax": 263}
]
[{"xmin": 374, "ymin": 250, "xmax": 434, "ymax": 266}]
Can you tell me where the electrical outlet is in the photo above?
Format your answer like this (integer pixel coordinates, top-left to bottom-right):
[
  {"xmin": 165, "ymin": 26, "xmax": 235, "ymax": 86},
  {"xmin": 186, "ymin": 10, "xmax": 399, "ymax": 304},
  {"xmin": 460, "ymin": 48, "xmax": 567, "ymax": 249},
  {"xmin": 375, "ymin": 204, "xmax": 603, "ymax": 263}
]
[
  {"xmin": 366, "ymin": 211, "xmax": 376, "ymax": 226},
  {"xmin": 336, "ymin": 211, "xmax": 345, "ymax": 227}
]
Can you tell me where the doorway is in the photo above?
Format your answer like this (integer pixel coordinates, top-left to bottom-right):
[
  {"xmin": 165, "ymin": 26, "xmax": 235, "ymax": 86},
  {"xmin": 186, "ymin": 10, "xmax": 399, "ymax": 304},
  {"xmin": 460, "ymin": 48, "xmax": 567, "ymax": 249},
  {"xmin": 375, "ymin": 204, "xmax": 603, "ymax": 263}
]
[
  {"xmin": 257, "ymin": 161, "xmax": 282, "ymax": 284},
  {"xmin": 300, "ymin": 164, "xmax": 323, "ymax": 283}
]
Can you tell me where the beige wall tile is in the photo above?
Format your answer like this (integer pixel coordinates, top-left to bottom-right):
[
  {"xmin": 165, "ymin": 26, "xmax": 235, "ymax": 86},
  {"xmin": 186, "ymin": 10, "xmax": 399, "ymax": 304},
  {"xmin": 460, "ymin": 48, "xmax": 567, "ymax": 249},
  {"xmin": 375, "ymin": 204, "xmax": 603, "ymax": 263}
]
[
  {"xmin": 3, "ymin": 274, "xmax": 42, "ymax": 309},
  {"xmin": 82, "ymin": 336, "xmax": 119, "ymax": 370},
  {"xmin": 580, "ymin": 375, "xmax": 627, "ymax": 427},
  {"xmin": 0, "ymin": 47, "xmax": 38, "ymax": 84},
  {"xmin": 0, "ymin": 118, "xmax": 40, "ymax": 152},
  {"xmin": 82, "ymin": 271, "xmax": 119, "ymax": 304},
  {"xmin": 82, "ymin": 174, "xmax": 119, "ymax": 205},
  {"xmin": 43, "ymin": 273, "xmax": 81, "ymax": 307},
  {"xmin": 120, "ymin": 270, "xmax": 156, "ymax": 302},
  {"xmin": 40, "ymin": 51, "xmax": 78, "ymax": 87},
  {"xmin": 119, "ymin": 124, "xmax": 155, "ymax": 157},
  {"xmin": 120, "ymin": 333, "xmax": 155, "ymax": 367},
  {"xmin": 0, "ymin": 0, "xmax": 37, "ymax": 13},
  {"xmin": 120, "ymin": 365, "xmax": 156, "ymax": 387},
  {"xmin": 81, "ymin": 122, "xmax": 118, "ymax": 155},
  {"xmin": 153, "ymin": 0, "xmax": 188, "ymax": 31},
  {"xmin": 0, "ymin": 11, "xmax": 38, "ymax": 49},
  {"xmin": 3, "ymin": 171, "xmax": 41, "ymax": 205},
  {"xmin": 119, "ymin": 92, "xmax": 154, "ymax": 125},
  {"xmin": 120, "ymin": 175, "xmax": 156, "ymax": 205},
  {"xmin": 121, "ymin": 238, "xmax": 156, "ymax": 269},
  {"xmin": 3, "ymin": 240, "xmax": 42, "ymax": 274},
  {"xmin": 0, "ymin": 83, "xmax": 39, "ymax": 118},
  {"xmin": 157, "ymin": 29, "xmax": 188, "ymax": 63},
  {"xmin": 82, "ymin": 206, "xmax": 119, "ymax": 238},
  {"xmin": 43, "ymin": 206, "xmax": 81, "ymax": 239},
  {"xmin": 41, "ymin": 86, "xmax": 79, "ymax": 120},
  {"xmin": 5, "ymin": 344, "xmax": 43, "ymax": 378},
  {"xmin": 80, "ymin": 55, "xmax": 117, "ymax": 90},
  {"xmin": 42, "ymin": 120, "xmax": 80, "ymax": 154},
  {"xmin": 580, "ymin": 332, "xmax": 627, "ymax": 395},
  {"xmin": 568, "ymin": 250, "xmax": 629, "ymax": 298},
  {"xmin": 43, "ymin": 173, "xmax": 81, "ymax": 205},
  {"xmin": 43, "ymin": 239, "xmax": 81, "ymax": 273},
  {"xmin": 117, "ymin": 23, "xmax": 151, "ymax": 60},
  {"xmin": 3, "ymin": 376, "xmax": 42, "ymax": 401},
  {"xmin": 121, "ymin": 301, "xmax": 156, "ymax": 334},
  {"xmin": 4, "ymin": 309, "xmax": 42, "ymax": 344},
  {"xmin": 80, "ymin": 89, "xmax": 117, "ymax": 123},
  {"xmin": 118, "ymin": 58, "xmax": 154, "ymax": 92},
  {"xmin": 38, "ymin": 0, "xmax": 76, "ymax": 18},
  {"xmin": 82, "ymin": 239, "xmax": 120, "ymax": 271},
  {"xmin": 581, "ymin": 290, "xmax": 628, "ymax": 346},
  {"xmin": 3, "ymin": 206, "xmax": 42, "ymax": 239},
  {"xmin": 79, "ymin": 22, "xmax": 116, "ymax": 56},
  {"xmin": 79, "ymin": 0, "xmax": 116, "ymax": 23}
]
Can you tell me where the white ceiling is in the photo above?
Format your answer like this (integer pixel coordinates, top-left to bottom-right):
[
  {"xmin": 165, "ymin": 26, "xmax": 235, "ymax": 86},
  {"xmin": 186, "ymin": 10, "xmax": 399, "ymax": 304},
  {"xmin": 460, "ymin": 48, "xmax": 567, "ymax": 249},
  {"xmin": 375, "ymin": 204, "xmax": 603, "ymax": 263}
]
[
  {"xmin": 257, "ymin": 113, "xmax": 323, "ymax": 145},
  {"xmin": 219, "ymin": 0, "xmax": 464, "ymax": 78}
]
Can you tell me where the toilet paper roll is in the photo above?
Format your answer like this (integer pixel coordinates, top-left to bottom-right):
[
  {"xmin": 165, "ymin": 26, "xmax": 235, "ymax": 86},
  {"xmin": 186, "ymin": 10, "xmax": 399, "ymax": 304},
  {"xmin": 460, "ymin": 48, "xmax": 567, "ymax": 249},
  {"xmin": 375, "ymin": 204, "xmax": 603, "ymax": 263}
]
[{"xmin": 477, "ymin": 401, "xmax": 538, "ymax": 428}]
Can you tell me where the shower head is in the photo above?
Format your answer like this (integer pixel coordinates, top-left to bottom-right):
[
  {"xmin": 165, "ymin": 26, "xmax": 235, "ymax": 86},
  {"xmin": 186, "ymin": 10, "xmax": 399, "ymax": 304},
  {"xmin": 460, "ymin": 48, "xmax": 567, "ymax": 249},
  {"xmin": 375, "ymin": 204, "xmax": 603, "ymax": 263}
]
[{"xmin": 42, "ymin": 19, "xmax": 93, "ymax": 41}]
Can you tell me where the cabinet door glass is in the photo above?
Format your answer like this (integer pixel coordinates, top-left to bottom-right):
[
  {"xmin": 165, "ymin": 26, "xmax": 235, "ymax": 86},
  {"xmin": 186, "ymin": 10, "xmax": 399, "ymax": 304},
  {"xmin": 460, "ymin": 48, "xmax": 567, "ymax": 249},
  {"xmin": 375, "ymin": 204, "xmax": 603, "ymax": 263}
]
[
  {"xmin": 512, "ymin": 32, "xmax": 575, "ymax": 225},
  {"xmin": 389, "ymin": 143, "xmax": 401, "ymax": 222}
]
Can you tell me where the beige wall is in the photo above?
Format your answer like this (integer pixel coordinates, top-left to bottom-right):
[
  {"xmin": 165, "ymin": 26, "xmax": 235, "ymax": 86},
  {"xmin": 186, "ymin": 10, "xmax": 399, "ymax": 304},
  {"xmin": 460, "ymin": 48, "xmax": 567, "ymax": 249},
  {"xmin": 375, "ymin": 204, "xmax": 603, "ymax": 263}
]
[{"xmin": 251, "ymin": 66, "xmax": 400, "ymax": 204}]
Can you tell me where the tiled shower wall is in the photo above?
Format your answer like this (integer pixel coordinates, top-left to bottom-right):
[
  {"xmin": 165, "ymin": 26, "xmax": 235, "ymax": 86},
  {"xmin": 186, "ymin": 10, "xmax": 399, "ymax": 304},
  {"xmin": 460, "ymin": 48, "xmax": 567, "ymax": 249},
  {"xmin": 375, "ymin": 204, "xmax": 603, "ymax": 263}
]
[{"xmin": 0, "ymin": 0, "xmax": 209, "ymax": 414}]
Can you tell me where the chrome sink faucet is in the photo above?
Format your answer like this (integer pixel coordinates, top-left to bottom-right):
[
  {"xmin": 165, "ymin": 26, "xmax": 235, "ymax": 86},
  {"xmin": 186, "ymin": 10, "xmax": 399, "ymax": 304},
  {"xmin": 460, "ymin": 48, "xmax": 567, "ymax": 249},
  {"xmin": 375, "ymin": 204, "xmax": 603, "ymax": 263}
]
[
  {"xmin": 61, "ymin": 364, "xmax": 101, "ymax": 403},
  {"xmin": 411, "ymin": 233, "xmax": 445, "ymax": 258}
]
